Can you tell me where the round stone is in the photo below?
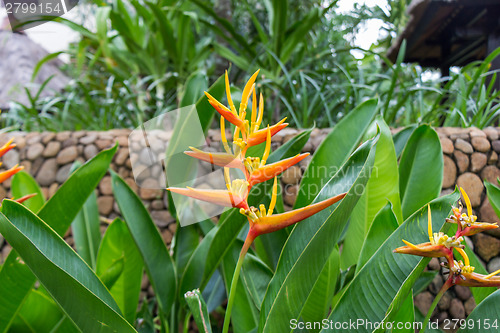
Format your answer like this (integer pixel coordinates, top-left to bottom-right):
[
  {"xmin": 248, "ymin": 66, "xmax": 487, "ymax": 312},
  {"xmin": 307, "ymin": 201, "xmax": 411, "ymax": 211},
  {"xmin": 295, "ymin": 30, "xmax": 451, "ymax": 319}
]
[
  {"xmin": 442, "ymin": 155, "xmax": 457, "ymax": 188},
  {"xmin": 449, "ymin": 298, "xmax": 465, "ymax": 319},
  {"xmin": 97, "ymin": 196, "xmax": 114, "ymax": 215},
  {"xmin": 487, "ymin": 256, "xmax": 500, "ymax": 273},
  {"xmin": 484, "ymin": 127, "xmax": 499, "ymax": 141},
  {"xmin": 415, "ymin": 292, "xmax": 434, "ymax": 316},
  {"xmin": 481, "ymin": 166, "xmax": 500, "ymax": 184},
  {"xmin": 99, "ymin": 176, "xmax": 113, "ymax": 195},
  {"xmin": 471, "ymin": 137, "xmax": 491, "ymax": 152},
  {"xmin": 454, "ymin": 150, "xmax": 469, "ymax": 173},
  {"xmin": 42, "ymin": 141, "xmax": 61, "ymax": 158},
  {"xmin": 454, "ymin": 285, "xmax": 472, "ymax": 301},
  {"xmin": 456, "ymin": 173, "xmax": 483, "ymax": 207},
  {"xmin": 473, "ymin": 233, "xmax": 500, "ymax": 262},
  {"xmin": 281, "ymin": 166, "xmax": 302, "ymax": 185},
  {"xmin": 2, "ymin": 149, "xmax": 19, "ymax": 169},
  {"xmin": 470, "ymin": 152, "xmax": 487, "ymax": 172},
  {"xmin": 437, "ymin": 292, "xmax": 451, "ymax": 311},
  {"xmin": 57, "ymin": 146, "xmax": 78, "ymax": 165},
  {"xmin": 36, "ymin": 158, "xmax": 58, "ymax": 186},
  {"xmin": 440, "ymin": 137, "xmax": 454, "ymax": 154},
  {"xmin": 27, "ymin": 143, "xmax": 44, "ymax": 160},
  {"xmin": 464, "ymin": 297, "xmax": 476, "ymax": 316},
  {"xmin": 83, "ymin": 144, "xmax": 98, "ymax": 160},
  {"xmin": 455, "ymin": 138, "xmax": 473, "ymax": 154},
  {"xmin": 55, "ymin": 164, "xmax": 73, "ymax": 184},
  {"xmin": 284, "ymin": 184, "xmax": 298, "ymax": 206}
]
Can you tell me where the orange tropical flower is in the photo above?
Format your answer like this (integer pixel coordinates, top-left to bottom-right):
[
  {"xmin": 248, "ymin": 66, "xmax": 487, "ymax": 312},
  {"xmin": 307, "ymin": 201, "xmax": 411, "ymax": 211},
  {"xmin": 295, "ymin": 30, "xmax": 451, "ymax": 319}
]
[
  {"xmin": 394, "ymin": 205, "xmax": 460, "ymax": 264},
  {"xmin": 0, "ymin": 138, "xmax": 16, "ymax": 158},
  {"xmin": 0, "ymin": 164, "xmax": 23, "ymax": 183},
  {"xmin": 240, "ymin": 177, "xmax": 346, "ymax": 238},
  {"xmin": 446, "ymin": 187, "xmax": 498, "ymax": 237}
]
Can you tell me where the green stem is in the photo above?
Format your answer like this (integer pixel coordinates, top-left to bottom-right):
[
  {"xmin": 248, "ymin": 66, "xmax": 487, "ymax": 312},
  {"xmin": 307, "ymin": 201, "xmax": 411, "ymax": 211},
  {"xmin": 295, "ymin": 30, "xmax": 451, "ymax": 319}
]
[
  {"xmin": 222, "ymin": 233, "xmax": 255, "ymax": 333},
  {"xmin": 421, "ymin": 278, "xmax": 452, "ymax": 333}
]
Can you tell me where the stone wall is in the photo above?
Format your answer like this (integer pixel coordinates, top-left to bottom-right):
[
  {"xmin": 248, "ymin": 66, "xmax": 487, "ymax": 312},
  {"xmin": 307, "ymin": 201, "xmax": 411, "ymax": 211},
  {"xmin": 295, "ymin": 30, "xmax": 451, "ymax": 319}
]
[{"xmin": 0, "ymin": 127, "xmax": 499, "ymax": 330}]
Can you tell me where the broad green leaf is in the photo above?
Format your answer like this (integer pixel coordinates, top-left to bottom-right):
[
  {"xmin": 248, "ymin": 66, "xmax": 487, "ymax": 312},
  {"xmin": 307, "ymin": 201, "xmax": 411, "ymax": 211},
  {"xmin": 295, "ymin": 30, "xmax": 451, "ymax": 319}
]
[
  {"xmin": 240, "ymin": 253, "xmax": 273, "ymax": 310},
  {"xmin": 458, "ymin": 289, "xmax": 500, "ymax": 333},
  {"xmin": 11, "ymin": 171, "xmax": 45, "ymax": 213},
  {"xmin": 392, "ymin": 124, "xmax": 416, "ymax": 159},
  {"xmin": 341, "ymin": 118, "xmax": 402, "ymax": 269},
  {"xmin": 184, "ymin": 289, "xmax": 212, "ymax": 333},
  {"xmin": 71, "ymin": 188, "xmax": 101, "ymax": 268},
  {"xmin": 0, "ymin": 145, "xmax": 117, "ymax": 332},
  {"xmin": 399, "ymin": 125, "xmax": 443, "ymax": 220},
  {"xmin": 180, "ymin": 71, "xmax": 208, "ymax": 107},
  {"xmin": 324, "ymin": 192, "xmax": 459, "ymax": 333},
  {"xmin": 10, "ymin": 290, "xmax": 65, "ymax": 332},
  {"xmin": 295, "ymin": 98, "xmax": 378, "ymax": 208},
  {"xmin": 96, "ymin": 218, "xmax": 144, "ymax": 324},
  {"xmin": 111, "ymin": 172, "xmax": 177, "ymax": 316},
  {"xmin": 301, "ymin": 246, "xmax": 340, "ymax": 330},
  {"xmin": 357, "ymin": 202, "xmax": 399, "ymax": 271},
  {"xmin": 0, "ymin": 200, "xmax": 135, "ymax": 332},
  {"xmin": 387, "ymin": 293, "xmax": 414, "ymax": 333},
  {"xmin": 222, "ymin": 241, "xmax": 259, "ymax": 333},
  {"xmin": 485, "ymin": 180, "xmax": 500, "ymax": 218},
  {"xmin": 260, "ymin": 134, "xmax": 379, "ymax": 332}
]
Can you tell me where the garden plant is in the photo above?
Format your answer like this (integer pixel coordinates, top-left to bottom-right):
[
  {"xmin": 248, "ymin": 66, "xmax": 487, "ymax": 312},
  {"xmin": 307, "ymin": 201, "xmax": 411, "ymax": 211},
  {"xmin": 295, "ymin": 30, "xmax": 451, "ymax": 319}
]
[{"xmin": 0, "ymin": 68, "xmax": 499, "ymax": 332}]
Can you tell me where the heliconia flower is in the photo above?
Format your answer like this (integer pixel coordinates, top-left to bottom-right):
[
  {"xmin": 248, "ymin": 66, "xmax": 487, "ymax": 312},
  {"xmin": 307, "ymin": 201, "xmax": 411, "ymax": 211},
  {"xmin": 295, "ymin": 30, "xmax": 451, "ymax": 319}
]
[
  {"xmin": 446, "ymin": 187, "xmax": 498, "ymax": 237},
  {"xmin": 168, "ymin": 180, "xmax": 249, "ymax": 210},
  {"xmin": 394, "ymin": 205, "xmax": 462, "ymax": 264},
  {"xmin": 246, "ymin": 118, "xmax": 288, "ymax": 148},
  {"xmin": 239, "ymin": 177, "xmax": 346, "ymax": 237},
  {"xmin": 442, "ymin": 248, "xmax": 500, "ymax": 287},
  {"xmin": 0, "ymin": 138, "xmax": 15, "ymax": 158},
  {"xmin": 184, "ymin": 147, "xmax": 243, "ymax": 170},
  {"xmin": 205, "ymin": 91, "xmax": 246, "ymax": 130},
  {"xmin": 247, "ymin": 153, "xmax": 309, "ymax": 187},
  {"xmin": 0, "ymin": 164, "xmax": 23, "ymax": 184}
]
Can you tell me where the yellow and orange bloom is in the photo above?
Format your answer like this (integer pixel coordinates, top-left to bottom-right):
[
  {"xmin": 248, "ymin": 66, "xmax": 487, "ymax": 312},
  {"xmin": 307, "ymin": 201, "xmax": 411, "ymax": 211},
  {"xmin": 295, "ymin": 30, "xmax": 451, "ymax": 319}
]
[
  {"xmin": 169, "ymin": 69, "xmax": 346, "ymax": 239},
  {"xmin": 0, "ymin": 138, "xmax": 16, "ymax": 158},
  {"xmin": 247, "ymin": 153, "xmax": 309, "ymax": 187},
  {"xmin": 394, "ymin": 205, "xmax": 460, "ymax": 264},
  {"xmin": 446, "ymin": 187, "xmax": 498, "ymax": 237},
  {"xmin": 0, "ymin": 164, "xmax": 23, "ymax": 184}
]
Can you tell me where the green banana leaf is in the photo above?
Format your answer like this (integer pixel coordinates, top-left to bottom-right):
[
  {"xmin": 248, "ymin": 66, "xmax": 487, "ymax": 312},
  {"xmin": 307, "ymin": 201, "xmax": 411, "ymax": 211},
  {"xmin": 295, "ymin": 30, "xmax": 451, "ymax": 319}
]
[
  {"xmin": 259, "ymin": 133, "xmax": 379, "ymax": 332},
  {"xmin": 96, "ymin": 218, "xmax": 144, "ymax": 324},
  {"xmin": 0, "ymin": 145, "xmax": 117, "ymax": 332},
  {"xmin": 294, "ymin": 99, "xmax": 378, "ymax": 208},
  {"xmin": 0, "ymin": 200, "xmax": 135, "ymax": 332},
  {"xmin": 324, "ymin": 192, "xmax": 459, "ymax": 333}
]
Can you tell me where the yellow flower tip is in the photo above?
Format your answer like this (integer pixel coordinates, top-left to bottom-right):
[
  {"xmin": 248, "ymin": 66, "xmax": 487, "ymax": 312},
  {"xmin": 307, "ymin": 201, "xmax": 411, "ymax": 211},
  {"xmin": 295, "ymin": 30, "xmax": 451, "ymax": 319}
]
[
  {"xmin": 455, "ymin": 247, "xmax": 470, "ymax": 267},
  {"xmin": 459, "ymin": 187, "xmax": 473, "ymax": 217},
  {"xmin": 401, "ymin": 239, "xmax": 419, "ymax": 250},
  {"xmin": 484, "ymin": 268, "xmax": 500, "ymax": 279},
  {"xmin": 427, "ymin": 204, "xmax": 433, "ymax": 243}
]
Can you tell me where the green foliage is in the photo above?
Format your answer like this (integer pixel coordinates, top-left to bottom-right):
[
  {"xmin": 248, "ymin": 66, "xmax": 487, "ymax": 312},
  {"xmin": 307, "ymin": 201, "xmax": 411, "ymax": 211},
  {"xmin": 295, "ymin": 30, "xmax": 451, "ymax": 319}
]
[{"xmin": 1, "ymin": 111, "xmax": 498, "ymax": 332}]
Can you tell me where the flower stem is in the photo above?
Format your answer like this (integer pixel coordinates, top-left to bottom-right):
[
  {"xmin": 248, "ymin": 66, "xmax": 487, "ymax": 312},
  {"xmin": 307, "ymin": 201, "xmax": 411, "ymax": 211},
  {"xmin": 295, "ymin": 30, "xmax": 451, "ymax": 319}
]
[
  {"xmin": 421, "ymin": 278, "xmax": 452, "ymax": 333},
  {"xmin": 222, "ymin": 233, "xmax": 255, "ymax": 333}
]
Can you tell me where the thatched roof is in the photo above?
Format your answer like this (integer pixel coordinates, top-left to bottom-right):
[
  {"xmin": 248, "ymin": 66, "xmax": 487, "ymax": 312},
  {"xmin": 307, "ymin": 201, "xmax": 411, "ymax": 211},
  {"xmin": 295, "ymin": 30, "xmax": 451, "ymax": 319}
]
[
  {"xmin": 0, "ymin": 29, "xmax": 69, "ymax": 109},
  {"xmin": 387, "ymin": 0, "xmax": 500, "ymax": 68}
]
